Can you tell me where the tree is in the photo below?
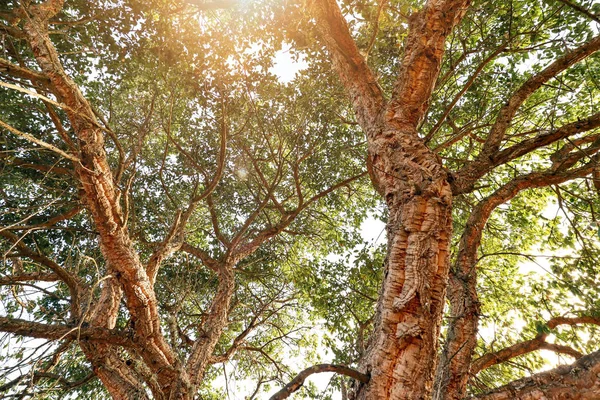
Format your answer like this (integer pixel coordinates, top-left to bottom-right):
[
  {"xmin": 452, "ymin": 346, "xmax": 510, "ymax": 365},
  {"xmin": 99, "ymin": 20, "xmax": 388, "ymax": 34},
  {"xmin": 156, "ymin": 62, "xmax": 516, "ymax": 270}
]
[{"xmin": 0, "ymin": 0, "xmax": 599, "ymax": 399}]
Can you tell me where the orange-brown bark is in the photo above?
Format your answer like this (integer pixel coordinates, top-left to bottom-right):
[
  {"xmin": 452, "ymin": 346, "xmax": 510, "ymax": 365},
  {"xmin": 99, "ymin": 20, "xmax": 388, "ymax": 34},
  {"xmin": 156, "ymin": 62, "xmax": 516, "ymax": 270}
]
[
  {"xmin": 356, "ymin": 191, "xmax": 452, "ymax": 399},
  {"xmin": 434, "ymin": 163, "xmax": 600, "ymax": 400},
  {"xmin": 307, "ymin": 0, "xmax": 385, "ymax": 128},
  {"xmin": 309, "ymin": 0, "xmax": 469, "ymax": 398},
  {"xmin": 454, "ymin": 35, "xmax": 600, "ymax": 195},
  {"xmin": 20, "ymin": 1, "xmax": 187, "ymax": 397},
  {"xmin": 471, "ymin": 350, "xmax": 600, "ymax": 400}
]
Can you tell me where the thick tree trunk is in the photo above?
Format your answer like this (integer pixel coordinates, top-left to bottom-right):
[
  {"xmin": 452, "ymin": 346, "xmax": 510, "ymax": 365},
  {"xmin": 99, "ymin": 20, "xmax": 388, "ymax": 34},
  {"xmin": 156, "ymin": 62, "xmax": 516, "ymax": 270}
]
[
  {"xmin": 19, "ymin": 2, "xmax": 196, "ymax": 398},
  {"xmin": 355, "ymin": 198, "xmax": 452, "ymax": 399},
  {"xmin": 353, "ymin": 126, "xmax": 453, "ymax": 399},
  {"xmin": 305, "ymin": 1, "xmax": 467, "ymax": 397}
]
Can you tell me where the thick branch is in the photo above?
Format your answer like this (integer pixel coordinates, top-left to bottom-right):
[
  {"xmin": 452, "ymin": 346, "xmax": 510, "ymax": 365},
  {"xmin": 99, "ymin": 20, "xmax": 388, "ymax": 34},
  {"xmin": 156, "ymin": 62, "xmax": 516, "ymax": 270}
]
[
  {"xmin": 547, "ymin": 316, "xmax": 600, "ymax": 329},
  {"xmin": 483, "ymin": 35, "xmax": 600, "ymax": 154},
  {"xmin": 456, "ymin": 35, "xmax": 600, "ymax": 193},
  {"xmin": 470, "ymin": 349, "xmax": 600, "ymax": 399},
  {"xmin": 3, "ymin": 206, "xmax": 83, "ymax": 231},
  {"xmin": 0, "ymin": 317, "xmax": 132, "ymax": 347},
  {"xmin": 180, "ymin": 242, "xmax": 219, "ymax": 272},
  {"xmin": 1, "ymin": 156, "xmax": 73, "ymax": 176},
  {"xmin": 20, "ymin": 4, "xmax": 180, "ymax": 394},
  {"xmin": 0, "ymin": 231, "xmax": 83, "ymax": 314},
  {"xmin": 387, "ymin": 0, "xmax": 471, "ymax": 129},
  {"xmin": 540, "ymin": 342, "xmax": 584, "ymax": 359},
  {"xmin": 0, "ymin": 57, "xmax": 50, "ymax": 83},
  {"xmin": 471, "ymin": 337, "xmax": 578, "ymax": 375},
  {"xmin": 186, "ymin": 265, "xmax": 235, "ymax": 387},
  {"xmin": 490, "ymin": 111, "xmax": 600, "ymax": 168},
  {"xmin": 307, "ymin": 0, "xmax": 385, "ymax": 128},
  {"xmin": 471, "ymin": 315, "xmax": 600, "ymax": 374},
  {"xmin": 0, "ymin": 272, "xmax": 58, "ymax": 285},
  {"xmin": 269, "ymin": 364, "xmax": 369, "ymax": 400},
  {"xmin": 0, "ymin": 118, "xmax": 80, "ymax": 162}
]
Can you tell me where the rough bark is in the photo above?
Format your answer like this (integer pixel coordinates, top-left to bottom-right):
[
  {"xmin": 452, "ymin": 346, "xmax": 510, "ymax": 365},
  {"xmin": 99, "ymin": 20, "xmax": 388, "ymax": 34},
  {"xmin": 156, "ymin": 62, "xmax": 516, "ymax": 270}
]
[
  {"xmin": 306, "ymin": 0, "xmax": 385, "ymax": 128},
  {"xmin": 309, "ymin": 0, "xmax": 469, "ymax": 398},
  {"xmin": 471, "ymin": 350, "xmax": 600, "ymax": 400},
  {"xmin": 356, "ymin": 185, "xmax": 453, "ymax": 399},
  {"xmin": 19, "ymin": 2, "xmax": 188, "ymax": 397},
  {"xmin": 268, "ymin": 364, "xmax": 369, "ymax": 400},
  {"xmin": 433, "ymin": 162, "xmax": 600, "ymax": 400}
]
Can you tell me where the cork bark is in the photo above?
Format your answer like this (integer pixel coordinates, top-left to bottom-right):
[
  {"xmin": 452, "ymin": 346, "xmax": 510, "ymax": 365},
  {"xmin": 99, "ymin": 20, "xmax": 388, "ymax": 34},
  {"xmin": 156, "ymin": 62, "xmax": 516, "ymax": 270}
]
[{"xmin": 309, "ymin": 0, "xmax": 469, "ymax": 397}]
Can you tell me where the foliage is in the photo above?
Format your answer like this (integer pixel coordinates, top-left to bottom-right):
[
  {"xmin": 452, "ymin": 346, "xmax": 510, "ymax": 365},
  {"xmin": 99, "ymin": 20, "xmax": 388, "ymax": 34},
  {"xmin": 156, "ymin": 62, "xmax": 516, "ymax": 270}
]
[{"xmin": 0, "ymin": 0, "xmax": 599, "ymax": 398}]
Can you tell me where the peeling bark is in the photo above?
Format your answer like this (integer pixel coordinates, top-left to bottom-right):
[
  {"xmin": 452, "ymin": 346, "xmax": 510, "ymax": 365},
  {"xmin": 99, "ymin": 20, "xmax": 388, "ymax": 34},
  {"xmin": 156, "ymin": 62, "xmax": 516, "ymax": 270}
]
[
  {"xmin": 434, "ymin": 165, "xmax": 600, "ymax": 400},
  {"xmin": 471, "ymin": 350, "xmax": 600, "ymax": 400},
  {"xmin": 355, "ymin": 182, "xmax": 452, "ymax": 399},
  {"xmin": 269, "ymin": 364, "xmax": 369, "ymax": 400},
  {"xmin": 309, "ymin": 0, "xmax": 468, "ymax": 397}
]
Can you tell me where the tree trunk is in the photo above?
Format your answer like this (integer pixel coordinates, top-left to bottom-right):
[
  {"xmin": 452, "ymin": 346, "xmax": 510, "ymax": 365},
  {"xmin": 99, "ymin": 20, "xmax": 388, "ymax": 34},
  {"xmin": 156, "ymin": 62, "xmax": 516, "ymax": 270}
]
[
  {"xmin": 304, "ymin": 1, "xmax": 467, "ymax": 397},
  {"xmin": 353, "ymin": 125, "xmax": 453, "ymax": 399},
  {"xmin": 433, "ymin": 253, "xmax": 480, "ymax": 400},
  {"xmin": 19, "ymin": 2, "xmax": 196, "ymax": 398}
]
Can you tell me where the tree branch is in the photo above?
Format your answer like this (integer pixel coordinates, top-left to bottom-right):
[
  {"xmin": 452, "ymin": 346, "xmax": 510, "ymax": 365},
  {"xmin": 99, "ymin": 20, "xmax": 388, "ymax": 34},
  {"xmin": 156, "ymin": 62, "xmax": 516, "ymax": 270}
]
[
  {"xmin": 490, "ymin": 111, "xmax": 600, "ymax": 168},
  {"xmin": 470, "ymin": 349, "xmax": 600, "ymax": 399},
  {"xmin": 365, "ymin": 0, "xmax": 389, "ymax": 59},
  {"xmin": 424, "ymin": 39, "xmax": 510, "ymax": 143},
  {"xmin": 484, "ymin": 34, "xmax": 600, "ymax": 154},
  {"xmin": 0, "ymin": 118, "xmax": 80, "ymax": 163},
  {"xmin": 307, "ymin": 0, "xmax": 385, "ymax": 128},
  {"xmin": 555, "ymin": 0, "xmax": 600, "ymax": 23},
  {"xmin": 471, "ymin": 315, "xmax": 600, "ymax": 374},
  {"xmin": 456, "ymin": 35, "xmax": 600, "ymax": 192},
  {"xmin": 0, "ymin": 317, "xmax": 132, "ymax": 347},
  {"xmin": 19, "ymin": 5, "xmax": 180, "ymax": 393},
  {"xmin": 434, "ymin": 159, "xmax": 600, "ymax": 399},
  {"xmin": 0, "ymin": 371, "xmax": 95, "ymax": 393},
  {"xmin": 180, "ymin": 242, "xmax": 219, "ymax": 272},
  {"xmin": 234, "ymin": 171, "xmax": 368, "ymax": 262},
  {"xmin": 387, "ymin": 0, "xmax": 471, "ymax": 129},
  {"xmin": 0, "ymin": 230, "xmax": 83, "ymax": 314},
  {"xmin": 0, "ymin": 56, "xmax": 50, "ymax": 83},
  {"xmin": 269, "ymin": 364, "xmax": 369, "ymax": 400},
  {"xmin": 0, "ymin": 272, "xmax": 58, "ymax": 285},
  {"xmin": 186, "ymin": 265, "xmax": 235, "ymax": 388}
]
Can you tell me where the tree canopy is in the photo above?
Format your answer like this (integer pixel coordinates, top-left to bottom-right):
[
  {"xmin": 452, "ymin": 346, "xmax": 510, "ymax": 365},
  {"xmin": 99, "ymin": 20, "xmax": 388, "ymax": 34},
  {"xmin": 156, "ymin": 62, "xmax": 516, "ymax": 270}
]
[{"xmin": 0, "ymin": 0, "xmax": 599, "ymax": 399}]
